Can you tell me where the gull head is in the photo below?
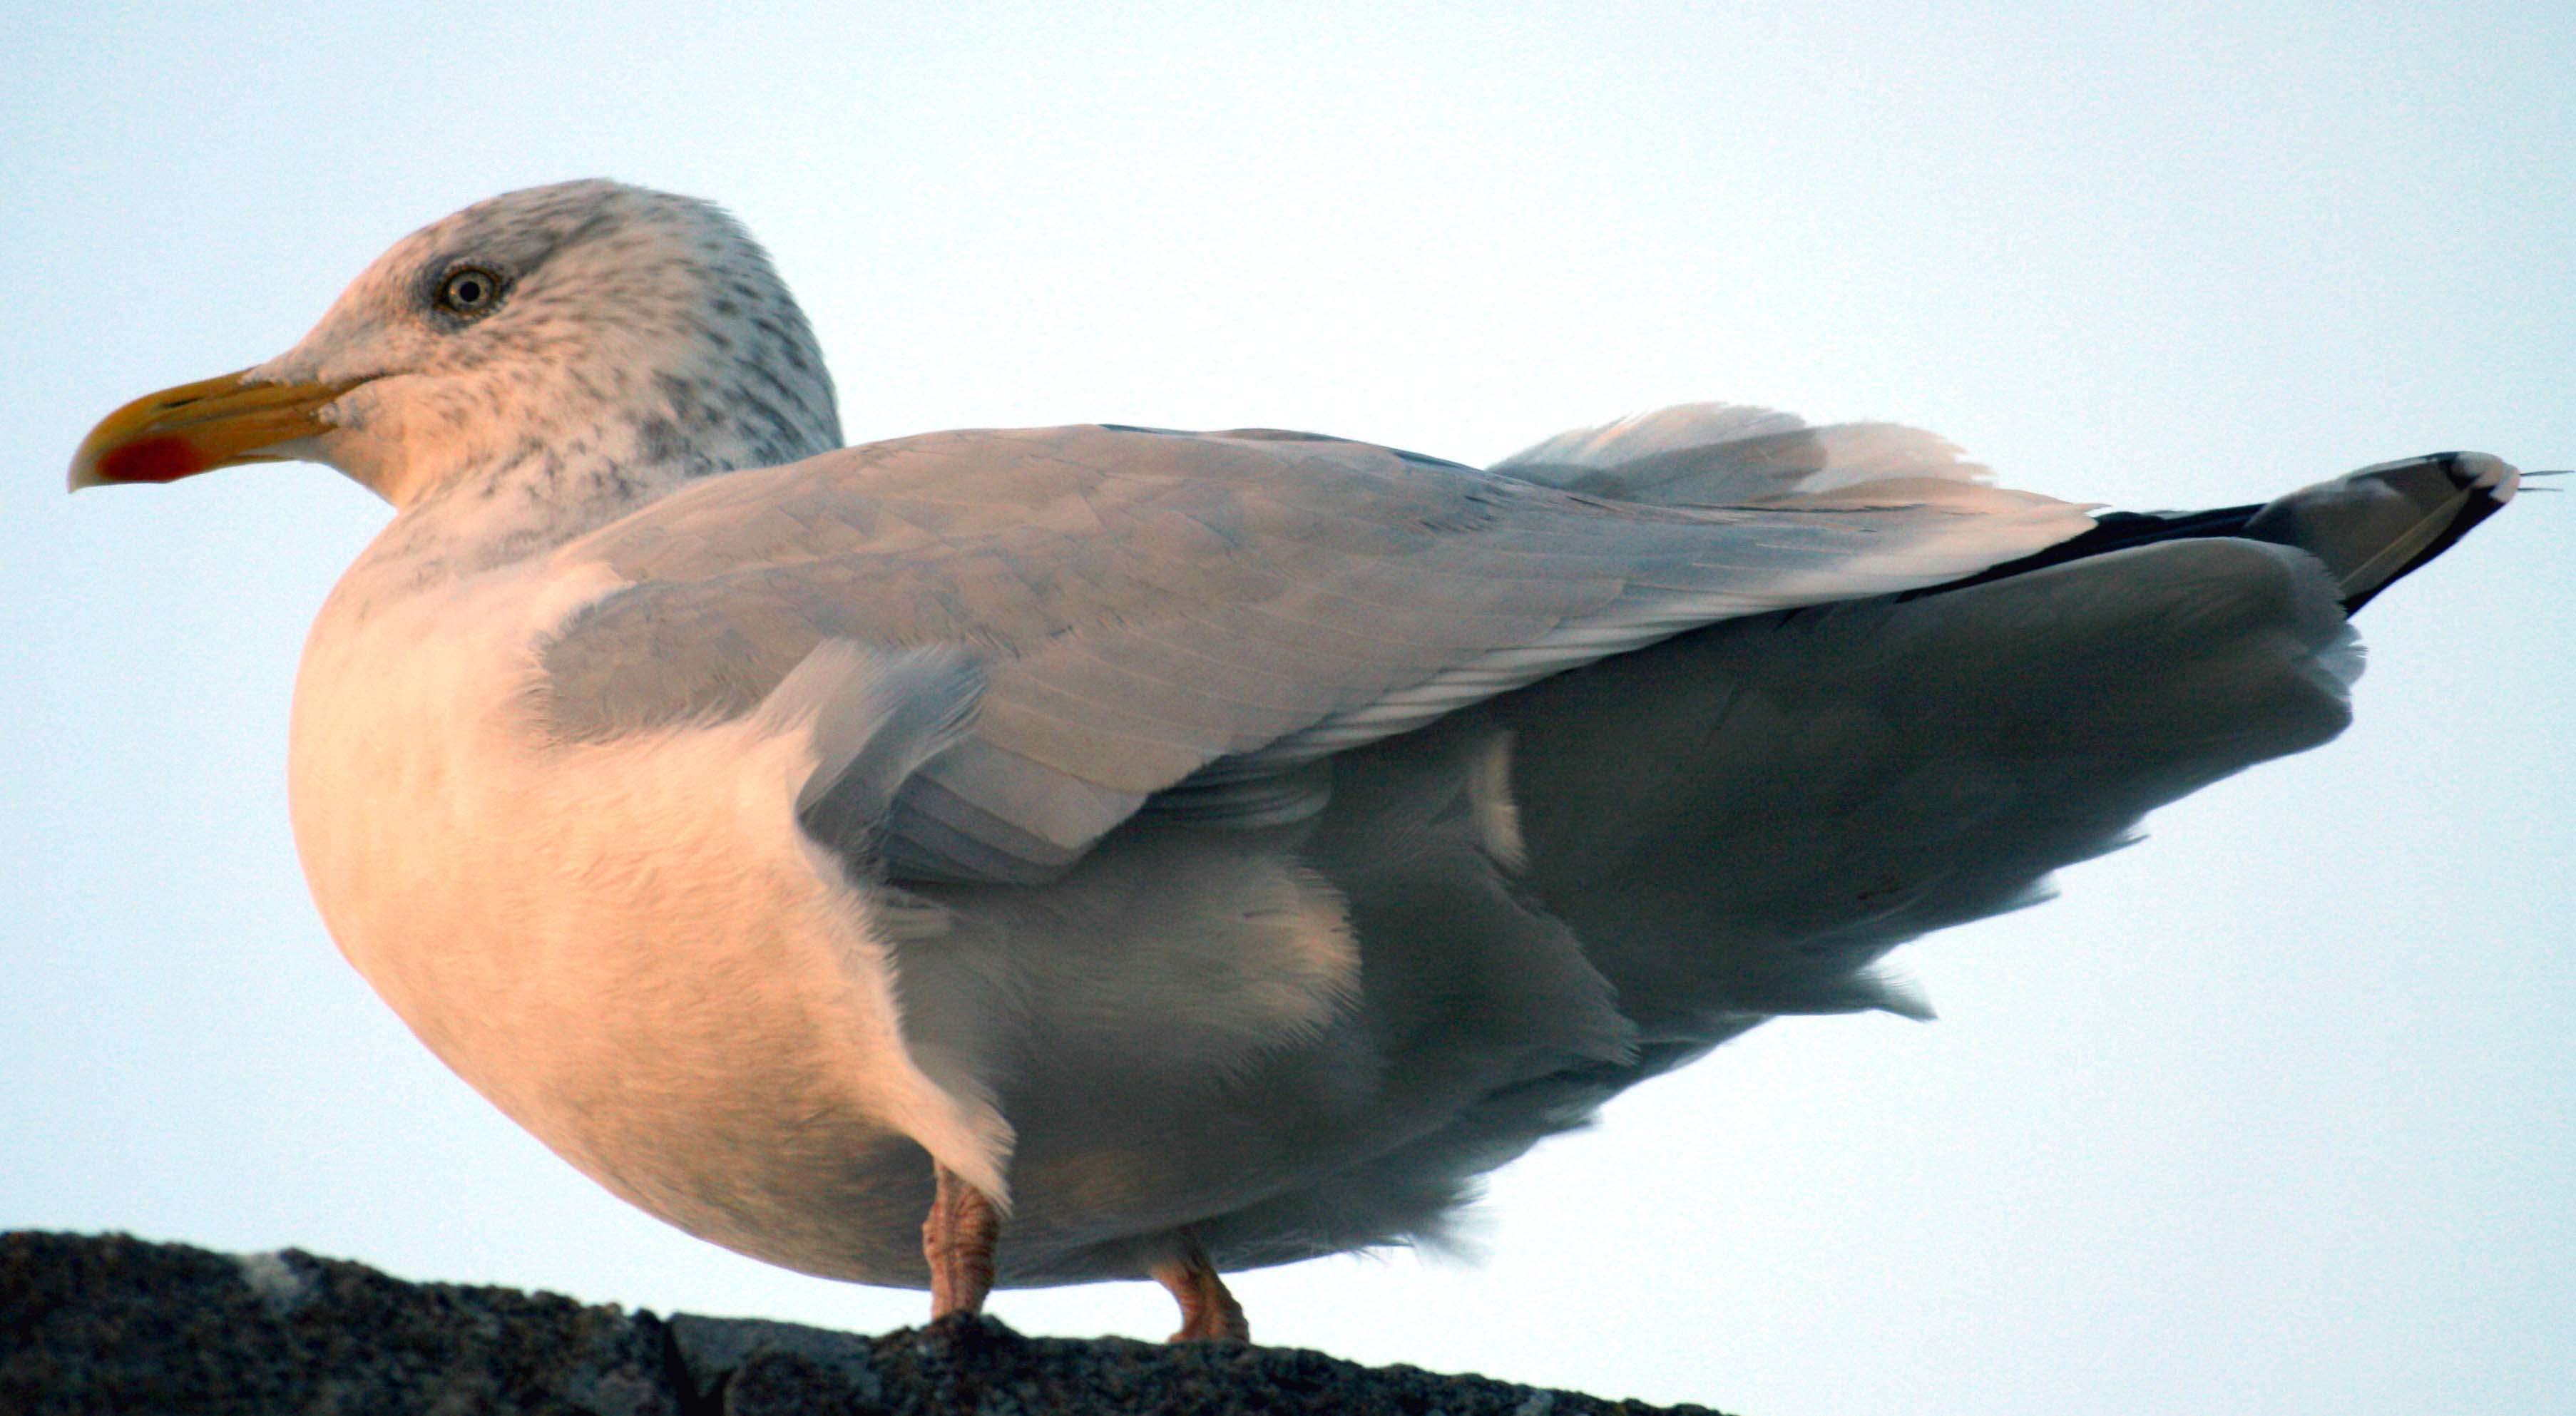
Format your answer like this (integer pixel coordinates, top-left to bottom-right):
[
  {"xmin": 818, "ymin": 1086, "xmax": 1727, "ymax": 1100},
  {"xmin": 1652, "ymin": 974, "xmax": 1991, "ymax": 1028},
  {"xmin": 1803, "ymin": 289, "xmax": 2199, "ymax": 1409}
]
[{"xmin": 71, "ymin": 180, "xmax": 842, "ymax": 507}]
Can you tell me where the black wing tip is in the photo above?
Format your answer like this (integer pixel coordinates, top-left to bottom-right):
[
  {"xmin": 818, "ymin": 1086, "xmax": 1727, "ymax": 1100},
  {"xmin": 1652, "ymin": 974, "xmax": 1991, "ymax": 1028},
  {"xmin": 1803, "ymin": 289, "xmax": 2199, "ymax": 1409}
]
[{"xmin": 2419, "ymin": 451, "xmax": 2516, "ymax": 499}]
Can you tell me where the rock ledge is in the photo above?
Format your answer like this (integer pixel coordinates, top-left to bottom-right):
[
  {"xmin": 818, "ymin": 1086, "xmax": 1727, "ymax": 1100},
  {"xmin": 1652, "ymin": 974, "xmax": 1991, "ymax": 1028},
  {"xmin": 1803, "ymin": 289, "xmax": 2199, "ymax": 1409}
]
[{"xmin": 2, "ymin": 1231, "xmax": 1728, "ymax": 1415}]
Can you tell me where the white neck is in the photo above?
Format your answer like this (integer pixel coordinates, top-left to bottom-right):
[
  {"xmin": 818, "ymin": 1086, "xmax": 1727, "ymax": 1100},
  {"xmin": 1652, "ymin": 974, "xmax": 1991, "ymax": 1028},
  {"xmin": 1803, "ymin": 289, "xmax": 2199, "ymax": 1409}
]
[
  {"xmin": 329, "ymin": 450, "xmax": 719, "ymax": 622},
  {"xmin": 332, "ymin": 381, "xmax": 841, "ymax": 597}
]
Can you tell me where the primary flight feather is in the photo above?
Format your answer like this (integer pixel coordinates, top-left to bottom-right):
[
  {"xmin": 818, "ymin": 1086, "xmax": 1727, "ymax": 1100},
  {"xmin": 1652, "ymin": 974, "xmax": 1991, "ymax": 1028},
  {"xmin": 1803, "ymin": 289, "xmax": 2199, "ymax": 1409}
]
[{"xmin": 69, "ymin": 180, "xmax": 2520, "ymax": 1340}]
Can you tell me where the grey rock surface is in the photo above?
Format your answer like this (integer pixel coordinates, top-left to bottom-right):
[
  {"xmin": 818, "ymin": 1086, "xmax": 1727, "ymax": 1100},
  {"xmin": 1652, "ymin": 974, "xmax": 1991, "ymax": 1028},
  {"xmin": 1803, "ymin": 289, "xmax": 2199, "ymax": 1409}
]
[{"xmin": 2, "ymin": 1231, "xmax": 1730, "ymax": 1415}]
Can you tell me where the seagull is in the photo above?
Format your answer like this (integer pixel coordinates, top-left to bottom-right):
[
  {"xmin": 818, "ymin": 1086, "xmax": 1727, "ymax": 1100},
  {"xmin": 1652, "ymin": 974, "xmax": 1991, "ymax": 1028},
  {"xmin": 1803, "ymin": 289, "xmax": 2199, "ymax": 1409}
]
[{"xmin": 70, "ymin": 180, "xmax": 2522, "ymax": 1343}]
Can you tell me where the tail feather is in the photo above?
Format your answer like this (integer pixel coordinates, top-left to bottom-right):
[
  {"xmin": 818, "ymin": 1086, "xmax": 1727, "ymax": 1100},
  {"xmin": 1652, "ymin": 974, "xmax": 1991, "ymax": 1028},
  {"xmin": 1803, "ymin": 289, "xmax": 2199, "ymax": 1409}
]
[{"xmin": 2243, "ymin": 452, "xmax": 2519, "ymax": 611}]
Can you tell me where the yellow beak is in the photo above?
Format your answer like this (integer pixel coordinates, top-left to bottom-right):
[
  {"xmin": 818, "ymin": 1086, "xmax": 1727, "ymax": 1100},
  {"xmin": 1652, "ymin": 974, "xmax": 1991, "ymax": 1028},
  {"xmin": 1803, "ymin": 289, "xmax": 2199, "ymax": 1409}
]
[{"xmin": 68, "ymin": 369, "xmax": 362, "ymax": 491}]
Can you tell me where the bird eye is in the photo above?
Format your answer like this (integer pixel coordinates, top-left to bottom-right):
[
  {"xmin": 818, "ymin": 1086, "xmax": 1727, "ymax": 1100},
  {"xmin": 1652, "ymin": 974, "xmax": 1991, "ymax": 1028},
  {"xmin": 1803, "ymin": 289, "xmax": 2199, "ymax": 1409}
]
[{"xmin": 435, "ymin": 265, "xmax": 505, "ymax": 318}]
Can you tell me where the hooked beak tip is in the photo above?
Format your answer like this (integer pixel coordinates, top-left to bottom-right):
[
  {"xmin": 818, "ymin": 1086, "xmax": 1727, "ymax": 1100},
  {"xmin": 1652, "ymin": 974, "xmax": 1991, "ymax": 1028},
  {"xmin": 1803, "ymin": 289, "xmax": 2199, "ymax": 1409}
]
[{"xmin": 68, "ymin": 368, "xmax": 358, "ymax": 493}]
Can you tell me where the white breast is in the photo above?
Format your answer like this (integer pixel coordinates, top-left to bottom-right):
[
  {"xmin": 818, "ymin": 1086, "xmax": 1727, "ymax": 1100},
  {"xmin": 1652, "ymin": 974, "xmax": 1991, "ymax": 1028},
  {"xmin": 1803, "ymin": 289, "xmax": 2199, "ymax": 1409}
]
[{"xmin": 286, "ymin": 553, "xmax": 1000, "ymax": 1283}]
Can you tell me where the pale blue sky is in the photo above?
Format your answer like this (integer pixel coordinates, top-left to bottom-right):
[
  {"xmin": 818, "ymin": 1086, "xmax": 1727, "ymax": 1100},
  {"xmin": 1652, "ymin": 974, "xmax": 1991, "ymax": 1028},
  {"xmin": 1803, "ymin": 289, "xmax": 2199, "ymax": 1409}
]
[{"xmin": 4, "ymin": 4, "xmax": 2570, "ymax": 1413}]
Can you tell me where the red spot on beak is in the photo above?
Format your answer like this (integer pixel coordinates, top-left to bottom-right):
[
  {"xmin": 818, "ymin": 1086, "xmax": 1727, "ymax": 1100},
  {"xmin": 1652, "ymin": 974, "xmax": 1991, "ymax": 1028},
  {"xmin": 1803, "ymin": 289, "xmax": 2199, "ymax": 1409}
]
[{"xmin": 96, "ymin": 435, "xmax": 208, "ymax": 485}]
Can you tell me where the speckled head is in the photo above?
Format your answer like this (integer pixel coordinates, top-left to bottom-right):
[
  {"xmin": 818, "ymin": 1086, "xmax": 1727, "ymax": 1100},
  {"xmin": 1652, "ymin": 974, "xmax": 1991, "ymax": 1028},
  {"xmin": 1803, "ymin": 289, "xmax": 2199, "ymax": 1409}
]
[{"xmin": 72, "ymin": 180, "xmax": 843, "ymax": 511}]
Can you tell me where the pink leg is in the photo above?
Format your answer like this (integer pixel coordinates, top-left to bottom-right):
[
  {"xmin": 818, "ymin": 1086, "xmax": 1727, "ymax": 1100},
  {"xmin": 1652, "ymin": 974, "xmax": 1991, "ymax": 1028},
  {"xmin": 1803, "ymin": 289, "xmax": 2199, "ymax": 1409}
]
[
  {"xmin": 1151, "ymin": 1230, "xmax": 1249, "ymax": 1343},
  {"xmin": 922, "ymin": 1163, "xmax": 1001, "ymax": 1321}
]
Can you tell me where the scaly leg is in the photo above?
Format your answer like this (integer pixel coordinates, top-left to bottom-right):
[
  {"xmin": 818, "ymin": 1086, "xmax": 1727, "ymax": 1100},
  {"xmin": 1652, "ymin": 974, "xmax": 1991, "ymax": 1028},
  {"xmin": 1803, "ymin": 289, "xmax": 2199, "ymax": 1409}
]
[
  {"xmin": 1151, "ymin": 1230, "xmax": 1249, "ymax": 1343},
  {"xmin": 921, "ymin": 1162, "xmax": 1001, "ymax": 1320}
]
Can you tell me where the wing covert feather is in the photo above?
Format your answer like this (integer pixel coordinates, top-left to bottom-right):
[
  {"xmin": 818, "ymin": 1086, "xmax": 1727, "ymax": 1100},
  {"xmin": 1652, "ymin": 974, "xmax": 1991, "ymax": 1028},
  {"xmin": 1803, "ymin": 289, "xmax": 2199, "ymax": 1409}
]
[{"xmin": 537, "ymin": 425, "xmax": 2091, "ymax": 883}]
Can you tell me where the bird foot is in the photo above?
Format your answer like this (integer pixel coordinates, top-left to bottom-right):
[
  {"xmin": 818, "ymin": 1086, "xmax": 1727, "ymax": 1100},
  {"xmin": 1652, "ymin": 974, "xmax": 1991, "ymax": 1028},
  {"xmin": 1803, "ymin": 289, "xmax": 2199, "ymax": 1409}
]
[{"xmin": 1152, "ymin": 1231, "xmax": 1249, "ymax": 1343}]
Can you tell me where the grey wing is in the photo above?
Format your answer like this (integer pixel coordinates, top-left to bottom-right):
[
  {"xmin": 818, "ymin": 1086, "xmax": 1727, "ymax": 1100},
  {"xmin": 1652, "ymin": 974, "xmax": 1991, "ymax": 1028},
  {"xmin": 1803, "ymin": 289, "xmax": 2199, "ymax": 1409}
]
[{"xmin": 535, "ymin": 424, "xmax": 2094, "ymax": 885}]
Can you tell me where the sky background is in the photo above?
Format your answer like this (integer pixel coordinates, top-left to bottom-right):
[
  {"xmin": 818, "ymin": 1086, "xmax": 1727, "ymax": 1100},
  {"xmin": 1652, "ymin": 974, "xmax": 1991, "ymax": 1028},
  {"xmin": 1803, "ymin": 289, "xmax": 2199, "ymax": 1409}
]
[{"xmin": 3, "ymin": 4, "xmax": 2569, "ymax": 1413}]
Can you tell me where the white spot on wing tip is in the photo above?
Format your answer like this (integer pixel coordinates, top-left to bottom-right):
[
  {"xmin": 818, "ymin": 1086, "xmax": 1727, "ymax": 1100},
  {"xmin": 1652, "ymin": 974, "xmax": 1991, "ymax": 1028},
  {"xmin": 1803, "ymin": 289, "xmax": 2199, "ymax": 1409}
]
[{"xmin": 1466, "ymin": 731, "xmax": 1528, "ymax": 872}]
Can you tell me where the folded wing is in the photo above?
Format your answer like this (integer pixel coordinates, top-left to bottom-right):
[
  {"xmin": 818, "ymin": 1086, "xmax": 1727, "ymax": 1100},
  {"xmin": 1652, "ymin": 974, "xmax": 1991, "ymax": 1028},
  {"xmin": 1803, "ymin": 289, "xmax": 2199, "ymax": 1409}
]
[{"xmin": 536, "ymin": 422, "xmax": 2094, "ymax": 884}]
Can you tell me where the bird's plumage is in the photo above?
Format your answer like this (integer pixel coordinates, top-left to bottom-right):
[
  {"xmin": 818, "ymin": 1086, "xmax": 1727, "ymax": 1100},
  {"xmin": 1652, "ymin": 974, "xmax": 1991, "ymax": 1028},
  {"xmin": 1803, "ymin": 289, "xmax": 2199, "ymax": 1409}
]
[
  {"xmin": 533, "ymin": 421, "xmax": 2092, "ymax": 886},
  {"xmin": 71, "ymin": 180, "xmax": 2520, "ymax": 1312}
]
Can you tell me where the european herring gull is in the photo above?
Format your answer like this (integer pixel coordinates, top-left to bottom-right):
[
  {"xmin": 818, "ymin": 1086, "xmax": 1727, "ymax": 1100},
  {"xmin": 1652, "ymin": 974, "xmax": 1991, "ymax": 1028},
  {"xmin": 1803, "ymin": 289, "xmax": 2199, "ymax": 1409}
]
[{"xmin": 70, "ymin": 180, "xmax": 2523, "ymax": 1341}]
